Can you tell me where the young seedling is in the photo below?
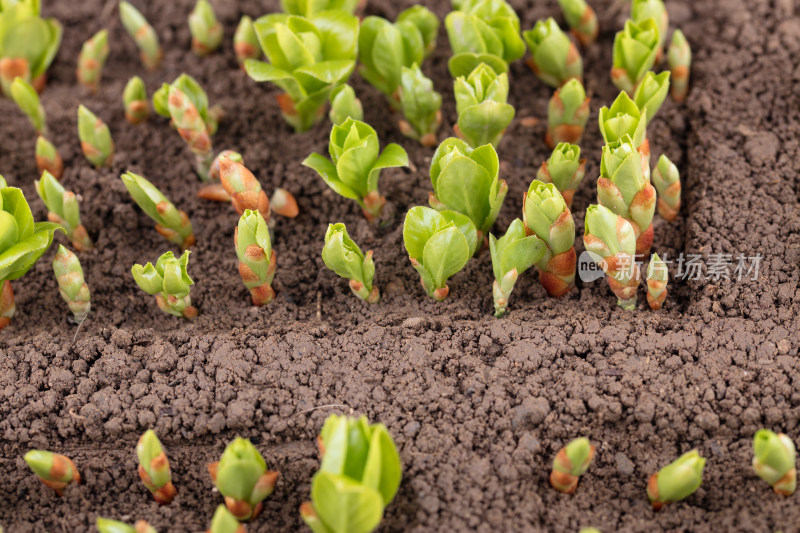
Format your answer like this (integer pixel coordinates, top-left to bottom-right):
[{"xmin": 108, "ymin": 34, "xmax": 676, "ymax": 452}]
[
  {"xmin": 281, "ymin": 0, "xmax": 361, "ymax": 17},
  {"xmin": 522, "ymin": 181, "xmax": 576, "ymax": 297},
  {"xmin": 244, "ymin": 12, "xmax": 359, "ymax": 132},
  {"xmin": 598, "ymin": 91, "xmax": 649, "ymax": 157},
  {"xmin": 96, "ymin": 518, "xmax": 157, "ymax": 533},
  {"xmin": 429, "ymin": 138, "xmax": 507, "ymax": 243},
  {"xmin": 647, "ymin": 450, "xmax": 705, "ymax": 510},
  {"xmin": 77, "ymin": 29, "xmax": 109, "ymax": 92},
  {"xmin": 35, "ymin": 171, "xmax": 92, "ymax": 251},
  {"xmin": 300, "ymin": 414, "xmax": 402, "ymax": 533},
  {"xmin": 536, "ymin": 143, "xmax": 586, "ymax": 208},
  {"xmin": 124, "ymin": 76, "xmax": 150, "ymax": 125},
  {"xmin": 583, "ymin": 204, "xmax": 640, "ymax": 310},
  {"xmin": 271, "ymin": 188, "xmax": 299, "ymax": 218},
  {"xmin": 668, "ymin": 29, "xmax": 691, "ymax": 102},
  {"xmin": 403, "ymin": 206, "xmax": 477, "ymax": 301},
  {"xmin": 328, "ymin": 84, "xmax": 363, "ymax": 125},
  {"xmin": 24, "ymin": 450, "xmax": 80, "ymax": 495},
  {"xmin": 189, "ymin": 0, "xmax": 222, "ymax": 55},
  {"xmin": 646, "ymin": 253, "xmax": 667, "ymax": 310},
  {"xmin": 445, "ymin": 0, "xmax": 526, "ymax": 77},
  {"xmin": 652, "ymin": 154, "xmax": 680, "ymax": 221},
  {"xmin": 153, "ymin": 74, "xmax": 221, "ymax": 181},
  {"xmin": 358, "ymin": 6, "xmax": 439, "ymax": 109},
  {"xmin": 36, "ymin": 136, "xmax": 63, "ymax": 180},
  {"xmin": 234, "ymin": 16, "xmax": 260, "ymax": 67},
  {"xmin": 611, "ymin": 19, "xmax": 660, "ymax": 94},
  {"xmin": 119, "ymin": 1, "xmax": 162, "ymax": 70},
  {"xmin": 0, "ymin": 185, "xmax": 62, "ymax": 330},
  {"xmin": 598, "ymin": 135, "xmax": 656, "ymax": 258},
  {"xmin": 218, "ymin": 157, "xmax": 270, "ymax": 221},
  {"xmin": 546, "ymin": 78, "xmax": 589, "ymax": 148},
  {"xmin": 122, "ymin": 171, "xmax": 195, "ymax": 249},
  {"xmin": 397, "ymin": 64, "xmax": 441, "ymax": 147},
  {"xmin": 322, "ymin": 223, "xmax": 379, "ymax": 304},
  {"xmin": 633, "ymin": 71, "xmax": 669, "ymax": 124},
  {"xmin": 208, "ymin": 437, "xmax": 279, "ymax": 521},
  {"xmin": 303, "ymin": 118, "xmax": 408, "ymax": 223},
  {"xmin": 453, "ymin": 63, "xmax": 514, "ymax": 148},
  {"xmin": 77, "ymin": 104, "xmax": 114, "ymax": 168},
  {"xmin": 137, "ymin": 429, "xmax": 177, "ymax": 504},
  {"xmin": 489, "ymin": 218, "xmax": 545, "ymax": 317},
  {"xmin": 0, "ymin": 1, "xmax": 62, "ymax": 95},
  {"xmin": 10, "ymin": 77, "xmax": 46, "ymax": 134},
  {"xmin": 631, "ymin": 0, "xmax": 668, "ymax": 60},
  {"xmin": 557, "ymin": 0, "xmax": 598, "ymax": 47},
  {"xmin": 132, "ymin": 250, "xmax": 197, "ymax": 319},
  {"xmin": 207, "ymin": 505, "xmax": 246, "ymax": 533},
  {"xmin": 523, "ymin": 18, "xmax": 582, "ymax": 88},
  {"xmin": 753, "ymin": 429, "xmax": 797, "ymax": 496},
  {"xmin": 235, "ymin": 210, "xmax": 276, "ymax": 306},
  {"xmin": 550, "ymin": 437, "xmax": 595, "ymax": 494},
  {"xmin": 53, "ymin": 245, "xmax": 90, "ymax": 322},
  {"xmin": 398, "ymin": 5, "xmax": 439, "ymax": 56}
]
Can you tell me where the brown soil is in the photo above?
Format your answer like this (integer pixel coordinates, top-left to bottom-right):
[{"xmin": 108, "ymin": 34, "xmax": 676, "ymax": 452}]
[{"xmin": 1, "ymin": 0, "xmax": 798, "ymax": 531}]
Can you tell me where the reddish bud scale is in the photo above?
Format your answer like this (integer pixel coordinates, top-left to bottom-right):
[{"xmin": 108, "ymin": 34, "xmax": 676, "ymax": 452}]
[
  {"xmin": 540, "ymin": 246, "xmax": 577, "ymax": 297},
  {"xmin": 36, "ymin": 150, "xmax": 64, "ymax": 181},
  {"xmin": 155, "ymin": 294, "xmax": 197, "ymax": 319},
  {"xmin": 238, "ymin": 249, "xmax": 277, "ymax": 306},
  {"xmin": 571, "ymin": 6, "xmax": 598, "ymax": 47},
  {"xmin": 0, "ymin": 280, "xmax": 14, "ymax": 331},
  {"xmin": 219, "ymin": 158, "xmax": 270, "ymax": 222},
  {"xmin": 126, "ymin": 101, "xmax": 150, "ymax": 125},
  {"xmin": 43, "ymin": 455, "xmax": 82, "ymax": 495},
  {"xmin": 362, "ymin": 190, "xmax": 386, "ymax": 223}
]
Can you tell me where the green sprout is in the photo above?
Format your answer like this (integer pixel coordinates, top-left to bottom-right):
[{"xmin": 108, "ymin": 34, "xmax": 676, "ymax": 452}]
[
  {"xmin": 121, "ymin": 171, "xmax": 195, "ymax": 249},
  {"xmin": 36, "ymin": 135, "xmax": 63, "ymax": 180},
  {"xmin": 0, "ymin": 184, "xmax": 62, "ymax": 330},
  {"xmin": 550, "ymin": 437, "xmax": 595, "ymax": 494},
  {"xmin": 557, "ymin": 0, "xmax": 598, "ymax": 46},
  {"xmin": 397, "ymin": 63, "xmax": 441, "ymax": 147},
  {"xmin": 429, "ymin": 138, "xmax": 507, "ymax": 242},
  {"xmin": 245, "ymin": 11, "xmax": 359, "ymax": 132},
  {"xmin": 119, "ymin": 1, "xmax": 162, "ymax": 70},
  {"xmin": 235, "ymin": 209, "xmax": 276, "ymax": 306},
  {"xmin": 53, "ymin": 245, "xmax": 90, "ymax": 322},
  {"xmin": 453, "ymin": 63, "xmax": 514, "ymax": 148},
  {"xmin": 647, "ymin": 450, "xmax": 705, "ymax": 510},
  {"xmin": 523, "ymin": 18, "xmax": 583, "ymax": 88},
  {"xmin": 598, "ymin": 91, "xmax": 648, "ymax": 157},
  {"xmin": 633, "ymin": 71, "xmax": 669, "ymax": 124},
  {"xmin": 300, "ymin": 414, "xmax": 402, "ymax": 533},
  {"xmin": 489, "ymin": 218, "xmax": 545, "ymax": 317},
  {"xmin": 445, "ymin": 0, "xmax": 525, "ymax": 77},
  {"xmin": 77, "ymin": 29, "xmax": 109, "ymax": 93},
  {"xmin": 24, "ymin": 449, "xmax": 80, "ymax": 495},
  {"xmin": 597, "ymin": 135, "xmax": 656, "ymax": 258},
  {"xmin": 77, "ymin": 104, "xmax": 114, "ymax": 168},
  {"xmin": 631, "ymin": 0, "xmax": 668, "ymax": 58},
  {"xmin": 123, "ymin": 76, "xmax": 150, "ymax": 125},
  {"xmin": 668, "ymin": 29, "xmax": 691, "ymax": 102},
  {"xmin": 132, "ymin": 250, "xmax": 197, "ymax": 319},
  {"xmin": 10, "ymin": 76, "xmax": 45, "ymax": 134},
  {"xmin": 189, "ymin": 0, "xmax": 222, "ymax": 55},
  {"xmin": 96, "ymin": 518, "xmax": 158, "ymax": 533},
  {"xmin": 583, "ymin": 204, "xmax": 640, "ymax": 310},
  {"xmin": 35, "ymin": 170, "xmax": 92, "ymax": 251},
  {"xmin": 358, "ymin": 6, "xmax": 438, "ymax": 109},
  {"xmin": 303, "ymin": 118, "xmax": 408, "ymax": 223},
  {"xmin": 234, "ymin": 15, "xmax": 260, "ymax": 67},
  {"xmin": 208, "ymin": 437, "xmax": 279, "ymax": 521},
  {"xmin": 153, "ymin": 74, "xmax": 221, "ymax": 180},
  {"xmin": 652, "ymin": 154, "xmax": 681, "ymax": 221},
  {"xmin": 322, "ymin": 222, "xmax": 379, "ymax": 304},
  {"xmin": 281, "ymin": 0, "xmax": 361, "ymax": 17},
  {"xmin": 536, "ymin": 142, "xmax": 586, "ymax": 209},
  {"xmin": 646, "ymin": 252, "xmax": 667, "ymax": 310},
  {"xmin": 218, "ymin": 156, "xmax": 271, "ymax": 221},
  {"xmin": 397, "ymin": 5, "xmax": 439, "ymax": 56},
  {"xmin": 753, "ymin": 429, "xmax": 796, "ymax": 496},
  {"xmin": 403, "ymin": 206, "xmax": 477, "ymax": 301},
  {"xmin": 522, "ymin": 181, "xmax": 576, "ymax": 297},
  {"xmin": 546, "ymin": 78, "xmax": 589, "ymax": 149},
  {"xmin": 611, "ymin": 18, "xmax": 660, "ymax": 94},
  {"xmin": 328, "ymin": 84, "xmax": 363, "ymax": 125},
  {"xmin": 0, "ymin": 0, "xmax": 62, "ymax": 96},
  {"xmin": 208, "ymin": 505, "xmax": 245, "ymax": 533},
  {"xmin": 137, "ymin": 429, "xmax": 177, "ymax": 504}
]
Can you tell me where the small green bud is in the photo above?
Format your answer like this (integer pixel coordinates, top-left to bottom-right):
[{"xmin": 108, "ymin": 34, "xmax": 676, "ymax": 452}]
[
  {"xmin": 647, "ymin": 450, "xmax": 705, "ymax": 510},
  {"xmin": 121, "ymin": 171, "xmax": 195, "ymax": 249},
  {"xmin": 124, "ymin": 76, "xmax": 150, "ymax": 125},
  {"xmin": 77, "ymin": 104, "xmax": 114, "ymax": 168},
  {"xmin": 137, "ymin": 429, "xmax": 177, "ymax": 504},
  {"xmin": 753, "ymin": 429, "xmax": 797, "ymax": 496},
  {"xmin": 36, "ymin": 136, "xmax": 63, "ymax": 180},
  {"xmin": 234, "ymin": 16, "xmax": 260, "ymax": 66},
  {"xmin": 646, "ymin": 252, "xmax": 668, "ymax": 310},
  {"xmin": 24, "ymin": 449, "xmax": 81, "ymax": 495},
  {"xmin": 120, "ymin": 1, "xmax": 162, "ymax": 70},
  {"xmin": 489, "ymin": 218, "xmax": 545, "ymax": 317},
  {"xmin": 633, "ymin": 71, "xmax": 670, "ymax": 124},
  {"xmin": 550, "ymin": 437, "xmax": 595, "ymax": 494},
  {"xmin": 208, "ymin": 505, "xmax": 244, "ymax": 533},
  {"xmin": 558, "ymin": 0, "xmax": 597, "ymax": 46},
  {"xmin": 652, "ymin": 154, "xmax": 681, "ymax": 222},
  {"xmin": 189, "ymin": 0, "xmax": 223, "ymax": 56},
  {"xmin": 235, "ymin": 209, "xmax": 275, "ymax": 306},
  {"xmin": 329, "ymin": 84, "xmax": 363, "ymax": 125},
  {"xmin": 611, "ymin": 19, "xmax": 660, "ymax": 94},
  {"xmin": 209, "ymin": 437, "xmax": 279, "ymax": 521},
  {"xmin": 322, "ymin": 223, "xmax": 378, "ymax": 303},
  {"xmin": 546, "ymin": 78, "xmax": 589, "ymax": 148},
  {"xmin": 11, "ymin": 76, "xmax": 46, "ymax": 134},
  {"xmin": 53, "ymin": 245, "xmax": 91, "ymax": 321},
  {"xmin": 536, "ymin": 142, "xmax": 585, "ymax": 208},
  {"xmin": 668, "ymin": 29, "xmax": 691, "ymax": 102},
  {"xmin": 77, "ymin": 29, "xmax": 109, "ymax": 92},
  {"xmin": 454, "ymin": 63, "xmax": 514, "ymax": 148},
  {"xmin": 523, "ymin": 18, "xmax": 583, "ymax": 88},
  {"xmin": 35, "ymin": 171, "xmax": 93, "ymax": 251},
  {"xmin": 398, "ymin": 64, "xmax": 441, "ymax": 146},
  {"xmin": 132, "ymin": 251, "xmax": 197, "ymax": 319}
]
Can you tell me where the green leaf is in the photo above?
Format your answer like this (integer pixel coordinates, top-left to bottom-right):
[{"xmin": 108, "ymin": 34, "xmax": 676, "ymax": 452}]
[
  {"xmin": 434, "ymin": 156, "xmax": 492, "ymax": 231},
  {"xmin": 458, "ymin": 101, "xmax": 514, "ymax": 147},
  {"xmin": 402, "ymin": 206, "xmax": 450, "ymax": 260},
  {"xmin": 423, "ymin": 226, "xmax": 470, "ymax": 288},
  {"xmin": 361, "ymin": 425, "xmax": 402, "ymax": 505},
  {"xmin": 440, "ymin": 210, "xmax": 478, "ymax": 258},
  {"xmin": 373, "ymin": 143, "xmax": 408, "ymax": 170},
  {"xmin": 311, "ymin": 472, "xmax": 384, "ymax": 533}
]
